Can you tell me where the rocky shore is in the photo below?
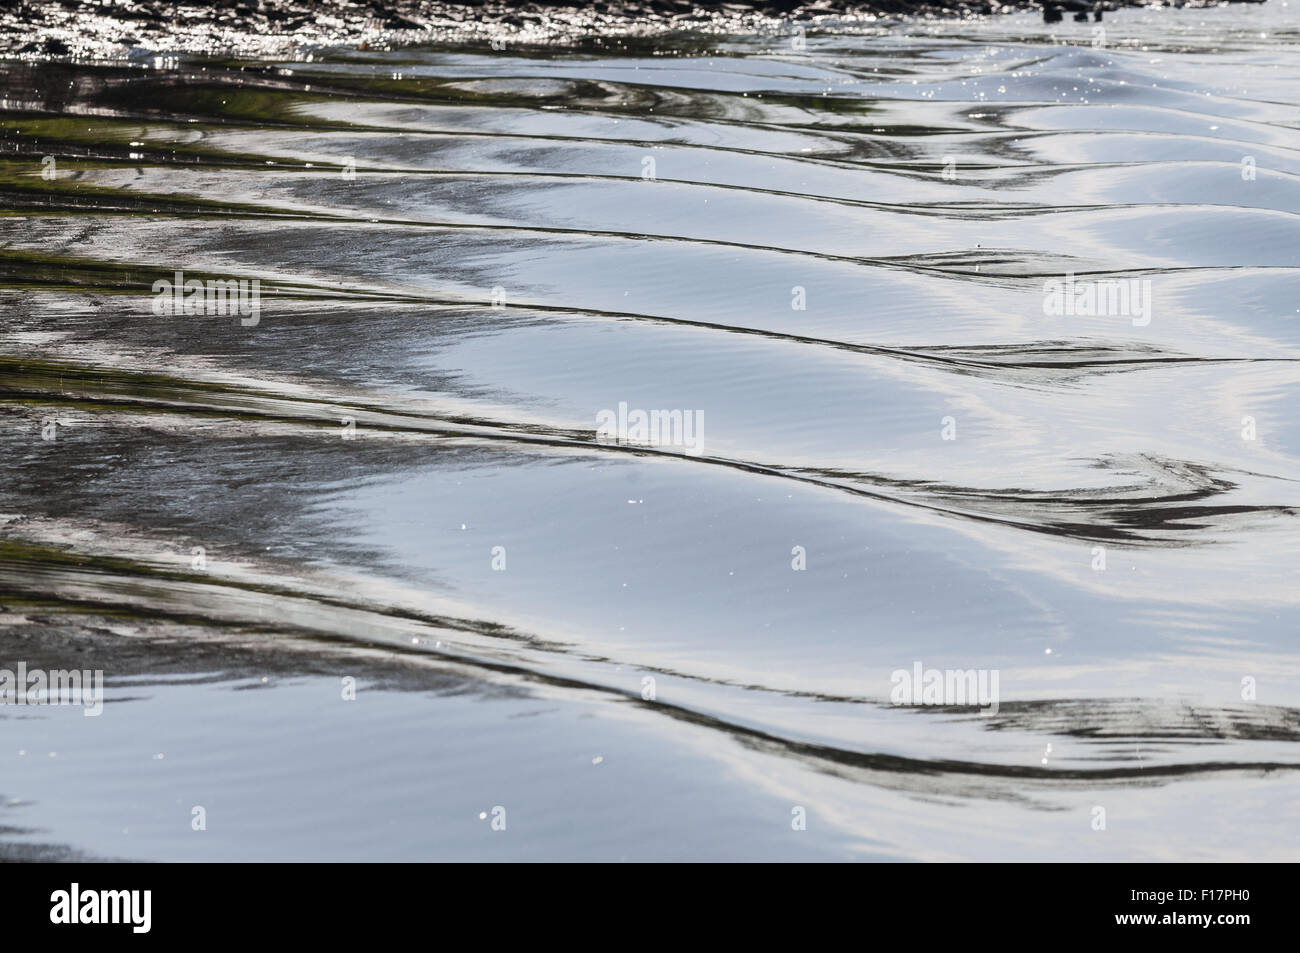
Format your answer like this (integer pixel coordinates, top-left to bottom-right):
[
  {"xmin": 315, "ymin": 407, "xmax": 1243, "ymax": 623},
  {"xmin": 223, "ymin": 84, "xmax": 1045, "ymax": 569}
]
[{"xmin": 0, "ymin": 0, "xmax": 1255, "ymax": 59}]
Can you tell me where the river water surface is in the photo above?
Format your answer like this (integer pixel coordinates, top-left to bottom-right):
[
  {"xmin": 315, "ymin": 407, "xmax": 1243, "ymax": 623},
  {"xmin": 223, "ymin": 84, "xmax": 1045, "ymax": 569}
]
[{"xmin": 1, "ymin": 4, "xmax": 1299, "ymax": 861}]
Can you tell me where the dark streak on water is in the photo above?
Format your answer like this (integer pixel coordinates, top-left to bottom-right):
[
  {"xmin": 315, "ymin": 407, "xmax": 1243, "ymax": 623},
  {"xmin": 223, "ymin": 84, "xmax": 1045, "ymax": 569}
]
[{"xmin": 0, "ymin": 6, "xmax": 1298, "ymax": 860}]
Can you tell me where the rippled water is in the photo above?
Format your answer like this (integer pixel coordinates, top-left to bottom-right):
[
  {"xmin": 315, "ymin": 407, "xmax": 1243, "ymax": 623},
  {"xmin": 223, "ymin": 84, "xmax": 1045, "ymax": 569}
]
[{"xmin": 2, "ymin": 5, "xmax": 1299, "ymax": 860}]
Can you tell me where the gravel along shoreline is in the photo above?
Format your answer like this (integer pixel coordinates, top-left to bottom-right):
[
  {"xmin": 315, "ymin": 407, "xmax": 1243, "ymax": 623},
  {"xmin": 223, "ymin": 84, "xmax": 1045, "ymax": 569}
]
[{"xmin": 0, "ymin": 0, "xmax": 1261, "ymax": 59}]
